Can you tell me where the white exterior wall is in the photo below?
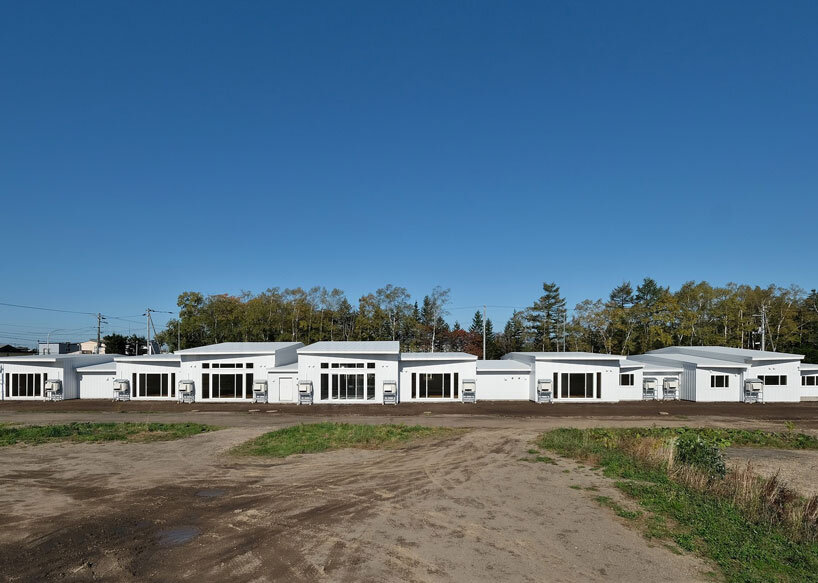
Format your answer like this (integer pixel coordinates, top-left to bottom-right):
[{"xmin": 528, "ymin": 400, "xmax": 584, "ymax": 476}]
[
  {"xmin": 533, "ymin": 359, "xmax": 632, "ymax": 402},
  {"xmin": 299, "ymin": 352, "xmax": 399, "ymax": 404},
  {"xmin": 691, "ymin": 367, "xmax": 744, "ymax": 402},
  {"xmin": 0, "ymin": 362, "xmax": 62, "ymax": 400},
  {"xmin": 747, "ymin": 361, "xmax": 802, "ymax": 403},
  {"xmin": 116, "ymin": 360, "xmax": 182, "ymax": 400},
  {"xmin": 399, "ymin": 359, "xmax": 476, "ymax": 402},
  {"xmin": 801, "ymin": 372, "xmax": 818, "ymax": 400},
  {"xmin": 179, "ymin": 354, "xmax": 277, "ymax": 402},
  {"xmin": 78, "ymin": 372, "xmax": 116, "ymax": 399},
  {"xmin": 266, "ymin": 371, "xmax": 298, "ymax": 403},
  {"xmin": 476, "ymin": 371, "xmax": 529, "ymax": 400}
]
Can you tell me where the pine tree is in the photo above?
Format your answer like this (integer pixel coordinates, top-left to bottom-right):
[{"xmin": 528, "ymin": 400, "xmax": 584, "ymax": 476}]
[{"xmin": 524, "ymin": 282, "xmax": 566, "ymax": 351}]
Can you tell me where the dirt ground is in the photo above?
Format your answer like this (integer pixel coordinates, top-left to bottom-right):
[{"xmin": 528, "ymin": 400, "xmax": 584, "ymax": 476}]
[{"xmin": 1, "ymin": 405, "xmax": 816, "ymax": 582}]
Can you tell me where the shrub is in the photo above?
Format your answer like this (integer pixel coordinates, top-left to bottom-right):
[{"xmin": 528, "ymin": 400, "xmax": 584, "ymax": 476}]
[{"xmin": 674, "ymin": 433, "xmax": 726, "ymax": 478}]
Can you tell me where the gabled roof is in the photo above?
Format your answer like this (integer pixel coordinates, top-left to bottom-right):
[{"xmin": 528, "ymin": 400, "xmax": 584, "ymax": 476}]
[
  {"xmin": 476, "ymin": 359, "xmax": 530, "ymax": 372},
  {"xmin": 632, "ymin": 353, "xmax": 749, "ymax": 369},
  {"xmin": 401, "ymin": 352, "xmax": 477, "ymax": 361},
  {"xmin": 298, "ymin": 341, "xmax": 400, "ymax": 355},
  {"xmin": 649, "ymin": 346, "xmax": 804, "ymax": 363},
  {"xmin": 504, "ymin": 351, "xmax": 626, "ymax": 362},
  {"xmin": 175, "ymin": 342, "xmax": 302, "ymax": 356}
]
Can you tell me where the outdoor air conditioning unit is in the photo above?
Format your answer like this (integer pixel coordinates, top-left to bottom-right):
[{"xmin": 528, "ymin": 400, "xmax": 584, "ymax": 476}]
[
  {"xmin": 382, "ymin": 380, "xmax": 398, "ymax": 405},
  {"xmin": 177, "ymin": 380, "xmax": 195, "ymax": 404},
  {"xmin": 642, "ymin": 377, "xmax": 658, "ymax": 400},
  {"xmin": 252, "ymin": 380, "xmax": 268, "ymax": 404},
  {"xmin": 44, "ymin": 379, "xmax": 63, "ymax": 401},
  {"xmin": 535, "ymin": 378, "xmax": 553, "ymax": 404},
  {"xmin": 462, "ymin": 379, "xmax": 477, "ymax": 403},
  {"xmin": 662, "ymin": 378, "xmax": 679, "ymax": 400},
  {"xmin": 298, "ymin": 380, "xmax": 313, "ymax": 405},
  {"xmin": 112, "ymin": 378, "xmax": 130, "ymax": 401},
  {"xmin": 744, "ymin": 378, "xmax": 763, "ymax": 404}
]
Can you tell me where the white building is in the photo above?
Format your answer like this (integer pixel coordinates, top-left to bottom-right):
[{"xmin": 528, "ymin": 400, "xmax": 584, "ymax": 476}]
[
  {"xmin": 77, "ymin": 360, "xmax": 117, "ymax": 398},
  {"xmin": 633, "ymin": 346, "xmax": 805, "ymax": 402},
  {"xmin": 298, "ymin": 341, "xmax": 399, "ymax": 404},
  {"xmin": 622, "ymin": 358, "xmax": 683, "ymax": 400},
  {"xmin": 502, "ymin": 352, "xmax": 641, "ymax": 402},
  {"xmin": 175, "ymin": 342, "xmax": 302, "ymax": 402},
  {"xmin": 115, "ymin": 354, "xmax": 182, "ymax": 400},
  {"xmin": 0, "ymin": 354, "xmax": 114, "ymax": 400},
  {"xmin": 800, "ymin": 363, "xmax": 818, "ymax": 401},
  {"xmin": 399, "ymin": 352, "xmax": 477, "ymax": 402},
  {"xmin": 475, "ymin": 360, "xmax": 531, "ymax": 400}
]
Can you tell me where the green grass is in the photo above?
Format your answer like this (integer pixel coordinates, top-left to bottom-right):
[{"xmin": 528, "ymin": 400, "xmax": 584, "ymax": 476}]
[
  {"xmin": 232, "ymin": 422, "xmax": 458, "ymax": 458},
  {"xmin": 0, "ymin": 422, "xmax": 217, "ymax": 446},
  {"xmin": 538, "ymin": 427, "xmax": 818, "ymax": 583},
  {"xmin": 594, "ymin": 495, "xmax": 642, "ymax": 520}
]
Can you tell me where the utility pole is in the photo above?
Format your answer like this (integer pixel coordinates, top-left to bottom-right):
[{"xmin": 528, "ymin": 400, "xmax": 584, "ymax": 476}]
[
  {"xmin": 563, "ymin": 311, "xmax": 567, "ymax": 352},
  {"xmin": 96, "ymin": 313, "xmax": 107, "ymax": 354},
  {"xmin": 145, "ymin": 308, "xmax": 153, "ymax": 355},
  {"xmin": 482, "ymin": 305, "xmax": 487, "ymax": 360},
  {"xmin": 761, "ymin": 304, "xmax": 766, "ymax": 352}
]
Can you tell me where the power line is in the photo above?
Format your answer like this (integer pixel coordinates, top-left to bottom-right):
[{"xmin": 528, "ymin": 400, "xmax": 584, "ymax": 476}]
[{"xmin": 0, "ymin": 301, "xmax": 97, "ymax": 316}]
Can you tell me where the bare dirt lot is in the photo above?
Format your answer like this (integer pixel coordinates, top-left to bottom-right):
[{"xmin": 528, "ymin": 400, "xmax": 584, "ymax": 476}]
[{"xmin": 1, "ymin": 404, "xmax": 816, "ymax": 582}]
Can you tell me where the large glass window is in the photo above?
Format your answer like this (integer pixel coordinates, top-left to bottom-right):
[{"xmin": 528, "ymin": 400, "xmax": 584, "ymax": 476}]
[
  {"xmin": 803, "ymin": 376, "xmax": 818, "ymax": 386},
  {"xmin": 319, "ymin": 362, "xmax": 377, "ymax": 401},
  {"xmin": 137, "ymin": 373, "xmax": 173, "ymax": 397},
  {"xmin": 555, "ymin": 372, "xmax": 599, "ymax": 399},
  {"xmin": 201, "ymin": 372, "xmax": 251, "ymax": 399},
  {"xmin": 6, "ymin": 373, "xmax": 46, "ymax": 397},
  {"xmin": 410, "ymin": 372, "xmax": 459, "ymax": 399}
]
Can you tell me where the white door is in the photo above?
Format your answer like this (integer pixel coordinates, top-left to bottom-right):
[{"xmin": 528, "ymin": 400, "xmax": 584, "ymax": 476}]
[{"xmin": 279, "ymin": 377, "xmax": 294, "ymax": 402}]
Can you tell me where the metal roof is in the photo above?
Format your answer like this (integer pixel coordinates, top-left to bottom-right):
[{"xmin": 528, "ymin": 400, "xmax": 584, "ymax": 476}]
[
  {"xmin": 624, "ymin": 357, "xmax": 682, "ymax": 373},
  {"xmin": 801, "ymin": 363, "xmax": 818, "ymax": 373},
  {"xmin": 298, "ymin": 341, "xmax": 400, "ymax": 355},
  {"xmin": 632, "ymin": 353, "xmax": 749, "ymax": 369},
  {"xmin": 115, "ymin": 354, "xmax": 181, "ymax": 362},
  {"xmin": 175, "ymin": 342, "xmax": 302, "ymax": 356},
  {"xmin": 504, "ymin": 351, "xmax": 625, "ymax": 361},
  {"xmin": 76, "ymin": 361, "xmax": 117, "ymax": 373},
  {"xmin": 649, "ymin": 346, "xmax": 804, "ymax": 362},
  {"xmin": 476, "ymin": 360, "xmax": 531, "ymax": 372},
  {"xmin": 0, "ymin": 354, "xmax": 115, "ymax": 365},
  {"xmin": 401, "ymin": 352, "xmax": 477, "ymax": 361}
]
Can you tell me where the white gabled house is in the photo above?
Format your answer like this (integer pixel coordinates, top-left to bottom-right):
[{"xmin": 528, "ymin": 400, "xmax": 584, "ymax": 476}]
[
  {"xmin": 501, "ymin": 352, "xmax": 640, "ymax": 402},
  {"xmin": 475, "ymin": 359, "xmax": 531, "ymax": 400},
  {"xmin": 297, "ymin": 341, "xmax": 399, "ymax": 404},
  {"xmin": 634, "ymin": 346, "xmax": 805, "ymax": 402},
  {"xmin": 399, "ymin": 352, "xmax": 477, "ymax": 402},
  {"xmin": 175, "ymin": 342, "xmax": 302, "ymax": 402},
  {"xmin": 0, "ymin": 354, "xmax": 114, "ymax": 400}
]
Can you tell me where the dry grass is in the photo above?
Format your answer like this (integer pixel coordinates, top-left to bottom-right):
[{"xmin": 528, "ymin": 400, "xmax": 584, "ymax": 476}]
[{"xmin": 616, "ymin": 433, "xmax": 818, "ymax": 542}]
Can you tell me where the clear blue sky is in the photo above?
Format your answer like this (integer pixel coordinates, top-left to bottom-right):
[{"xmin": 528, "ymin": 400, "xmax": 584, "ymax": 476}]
[{"xmin": 2, "ymin": 1, "xmax": 817, "ymax": 346}]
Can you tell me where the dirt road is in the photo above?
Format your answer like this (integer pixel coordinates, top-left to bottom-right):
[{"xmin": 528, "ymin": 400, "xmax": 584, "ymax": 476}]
[{"xmin": 0, "ymin": 416, "xmax": 714, "ymax": 582}]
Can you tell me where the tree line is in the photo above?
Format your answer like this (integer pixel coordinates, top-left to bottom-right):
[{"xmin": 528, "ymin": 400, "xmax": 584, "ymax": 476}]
[{"xmin": 151, "ymin": 280, "xmax": 818, "ymax": 362}]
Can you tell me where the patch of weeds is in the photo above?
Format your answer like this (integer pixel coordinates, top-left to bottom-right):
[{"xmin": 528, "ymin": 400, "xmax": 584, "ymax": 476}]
[
  {"xmin": 0, "ymin": 422, "xmax": 216, "ymax": 446},
  {"xmin": 540, "ymin": 427, "xmax": 818, "ymax": 583},
  {"xmin": 594, "ymin": 495, "xmax": 642, "ymax": 520},
  {"xmin": 569, "ymin": 485, "xmax": 582, "ymax": 490},
  {"xmin": 527, "ymin": 448, "xmax": 539, "ymax": 454},
  {"xmin": 584, "ymin": 485, "xmax": 599, "ymax": 492},
  {"xmin": 534, "ymin": 455, "xmax": 557, "ymax": 465},
  {"xmin": 232, "ymin": 423, "xmax": 458, "ymax": 458}
]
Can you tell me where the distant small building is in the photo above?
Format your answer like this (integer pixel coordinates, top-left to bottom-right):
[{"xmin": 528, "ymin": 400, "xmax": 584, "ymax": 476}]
[
  {"xmin": 79, "ymin": 340, "xmax": 105, "ymax": 354},
  {"xmin": 38, "ymin": 342, "xmax": 80, "ymax": 355}
]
